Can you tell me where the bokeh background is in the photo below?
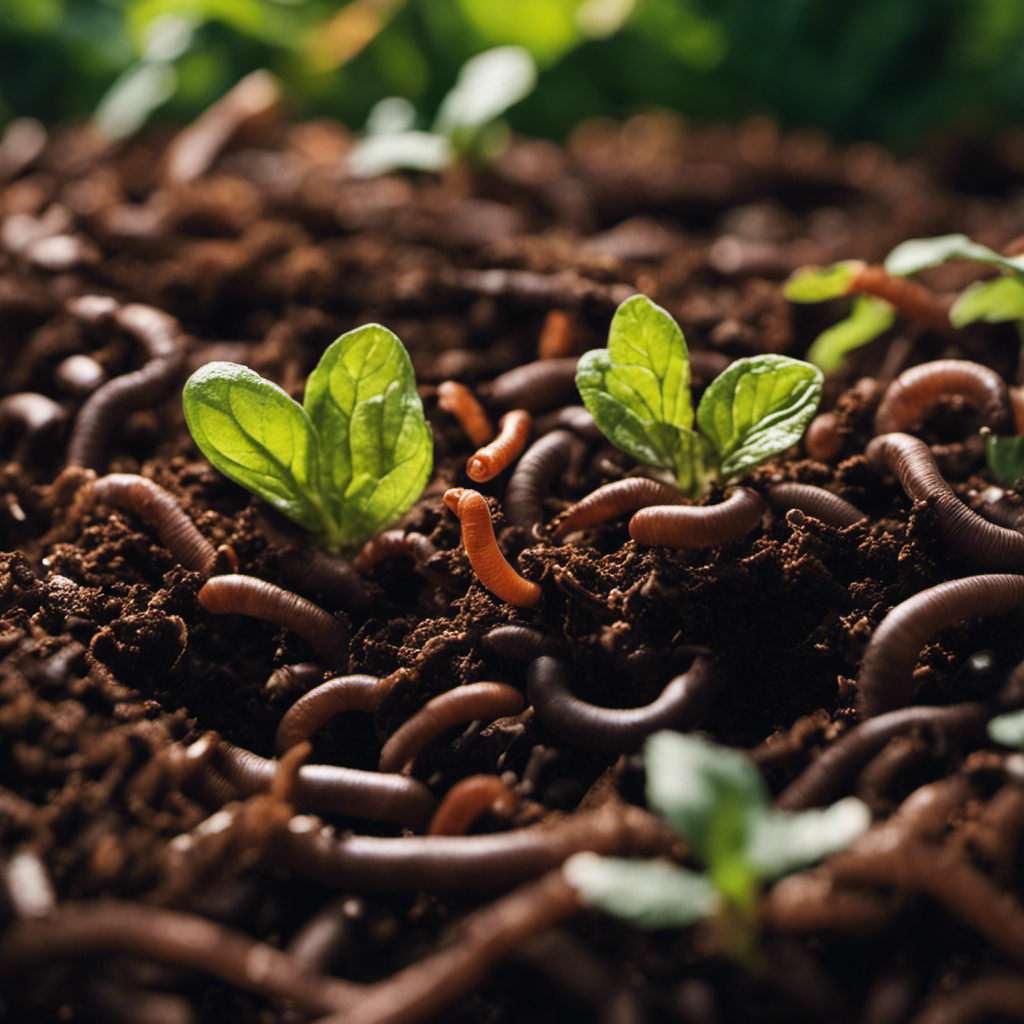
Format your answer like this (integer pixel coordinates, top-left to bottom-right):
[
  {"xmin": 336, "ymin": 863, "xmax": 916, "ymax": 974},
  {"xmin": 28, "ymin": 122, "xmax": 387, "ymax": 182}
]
[{"xmin": 3, "ymin": 0, "xmax": 1024, "ymax": 148}]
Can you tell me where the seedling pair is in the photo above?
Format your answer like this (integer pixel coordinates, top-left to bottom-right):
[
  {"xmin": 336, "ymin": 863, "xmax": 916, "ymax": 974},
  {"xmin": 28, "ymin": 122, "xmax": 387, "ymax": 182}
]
[{"xmin": 576, "ymin": 295, "xmax": 823, "ymax": 498}]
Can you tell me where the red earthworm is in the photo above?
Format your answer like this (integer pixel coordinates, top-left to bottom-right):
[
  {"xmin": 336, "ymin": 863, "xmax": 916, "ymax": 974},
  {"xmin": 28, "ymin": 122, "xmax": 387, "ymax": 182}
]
[
  {"xmin": 487, "ymin": 358, "xmax": 581, "ymax": 413},
  {"xmin": 443, "ymin": 486, "xmax": 467, "ymax": 514},
  {"xmin": 866, "ymin": 433, "xmax": 1024, "ymax": 570},
  {"xmin": 54, "ymin": 353, "xmax": 106, "ymax": 396},
  {"xmin": 911, "ymin": 974, "xmax": 1024, "ymax": 1024},
  {"xmin": 858, "ymin": 575, "xmax": 1024, "ymax": 717},
  {"xmin": 214, "ymin": 741, "xmax": 433, "ymax": 829},
  {"xmin": 92, "ymin": 474, "xmax": 217, "ymax": 574},
  {"xmin": 352, "ymin": 530, "xmax": 437, "ymax": 572},
  {"xmin": 378, "ymin": 682, "xmax": 526, "ymax": 773},
  {"xmin": 65, "ymin": 298, "xmax": 185, "ymax": 470},
  {"xmin": 482, "ymin": 625, "xmax": 565, "ymax": 660},
  {"xmin": 276, "ymin": 674, "xmax": 391, "ymax": 754},
  {"xmin": 505, "ymin": 430, "xmax": 577, "ymax": 530},
  {"xmin": 849, "ymin": 264, "xmax": 953, "ymax": 336},
  {"xmin": 537, "ymin": 309, "xmax": 574, "ymax": 359},
  {"xmin": 447, "ymin": 489, "xmax": 542, "ymax": 607},
  {"xmin": 873, "ymin": 359, "xmax": 1011, "ymax": 434},
  {"xmin": 629, "ymin": 487, "xmax": 766, "ymax": 548},
  {"xmin": 1, "ymin": 848, "xmax": 55, "ymax": 918},
  {"xmin": 437, "ymin": 381, "xmax": 493, "ymax": 447},
  {"xmin": 271, "ymin": 801, "xmax": 671, "ymax": 891},
  {"xmin": 527, "ymin": 655, "xmax": 724, "ymax": 753},
  {"xmin": 0, "ymin": 392, "xmax": 67, "ymax": 461},
  {"xmin": 553, "ymin": 478, "xmax": 687, "ymax": 539},
  {"xmin": 0, "ymin": 900, "xmax": 359, "ymax": 1015},
  {"xmin": 533, "ymin": 405, "xmax": 604, "ymax": 440},
  {"xmin": 199, "ymin": 575, "xmax": 349, "ymax": 670},
  {"xmin": 428, "ymin": 775, "xmax": 519, "ymax": 835},
  {"xmin": 275, "ymin": 546, "xmax": 370, "ymax": 611},
  {"xmin": 264, "ymin": 662, "xmax": 323, "ymax": 697},
  {"xmin": 467, "ymin": 409, "xmax": 532, "ymax": 482},
  {"xmin": 775, "ymin": 703, "xmax": 989, "ymax": 809},
  {"xmin": 804, "ymin": 411, "xmax": 843, "ymax": 461},
  {"xmin": 765, "ymin": 482, "xmax": 867, "ymax": 528},
  {"xmin": 1009, "ymin": 385, "xmax": 1024, "ymax": 434}
]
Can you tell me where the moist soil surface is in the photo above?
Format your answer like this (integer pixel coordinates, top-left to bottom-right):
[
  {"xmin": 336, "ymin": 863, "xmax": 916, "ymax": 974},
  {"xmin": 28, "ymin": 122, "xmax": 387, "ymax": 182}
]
[{"xmin": 3, "ymin": 110, "xmax": 1024, "ymax": 1024}]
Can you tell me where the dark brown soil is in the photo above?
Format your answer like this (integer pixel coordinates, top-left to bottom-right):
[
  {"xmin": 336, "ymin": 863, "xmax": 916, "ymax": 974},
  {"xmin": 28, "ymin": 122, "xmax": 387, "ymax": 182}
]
[{"xmin": 3, "ymin": 110, "xmax": 1024, "ymax": 1024}]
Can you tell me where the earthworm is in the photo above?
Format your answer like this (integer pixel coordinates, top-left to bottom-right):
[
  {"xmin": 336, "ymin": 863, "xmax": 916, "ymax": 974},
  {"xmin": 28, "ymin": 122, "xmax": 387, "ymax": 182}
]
[
  {"xmin": 857, "ymin": 575, "xmax": 1024, "ymax": 716},
  {"xmin": 276, "ymin": 546, "xmax": 369, "ymax": 611},
  {"xmin": 0, "ymin": 393, "xmax": 67, "ymax": 461},
  {"xmin": 264, "ymin": 662, "xmax": 323, "ymax": 697},
  {"xmin": 775, "ymin": 703, "xmax": 989, "ymax": 809},
  {"xmin": 428, "ymin": 775, "xmax": 519, "ymax": 835},
  {"xmin": 761, "ymin": 871, "xmax": 894, "ymax": 934},
  {"xmin": 199, "ymin": 575, "xmax": 349, "ymax": 670},
  {"xmin": 54, "ymin": 354, "xmax": 106, "ymax": 396},
  {"xmin": 553, "ymin": 478, "xmax": 687, "ymax": 539},
  {"xmin": 189, "ymin": 764, "xmax": 241, "ymax": 807},
  {"xmin": 308, "ymin": 871, "xmax": 581, "ymax": 1024},
  {"xmin": 866, "ymin": 433, "xmax": 1024, "ymax": 570},
  {"xmin": 912, "ymin": 974, "xmax": 1024, "ymax": 1024},
  {"xmin": 352, "ymin": 530, "xmax": 437, "ymax": 572},
  {"xmin": 968, "ymin": 783, "xmax": 1024, "ymax": 873},
  {"xmin": 467, "ymin": 410, "xmax": 532, "ymax": 482},
  {"xmin": 804, "ymin": 411, "xmax": 843, "ymax": 462},
  {"xmin": 65, "ymin": 298, "xmax": 185, "ymax": 470},
  {"xmin": 488, "ymin": 358, "xmax": 581, "ymax": 413},
  {"xmin": 272, "ymin": 801, "xmax": 670, "ymax": 891},
  {"xmin": 527, "ymin": 655, "xmax": 724, "ymax": 753},
  {"xmin": 873, "ymin": 359, "xmax": 1011, "ymax": 434},
  {"xmin": 482, "ymin": 624, "xmax": 565, "ymax": 660},
  {"xmin": 448, "ymin": 489, "xmax": 542, "ymax": 607},
  {"xmin": 629, "ymin": 487, "xmax": 766, "ymax": 548},
  {"xmin": 505, "ymin": 430, "xmax": 577, "ymax": 530},
  {"xmin": 1, "ymin": 849, "xmax": 55, "ymax": 918},
  {"xmin": 378, "ymin": 683, "xmax": 526, "ymax": 773},
  {"xmin": 276, "ymin": 674, "xmax": 390, "ymax": 754},
  {"xmin": 537, "ymin": 309, "xmax": 574, "ymax": 359},
  {"xmin": 1010, "ymin": 385, "xmax": 1024, "ymax": 434},
  {"xmin": 86, "ymin": 977, "xmax": 196, "ymax": 1024},
  {"xmin": 765, "ymin": 483, "xmax": 867, "ymax": 528},
  {"xmin": 533, "ymin": 405, "xmax": 604, "ymax": 440},
  {"xmin": 0, "ymin": 900, "xmax": 359, "ymax": 1015},
  {"xmin": 849, "ymin": 264, "xmax": 953, "ymax": 336},
  {"xmin": 214, "ymin": 741, "xmax": 434, "ymax": 829},
  {"xmin": 286, "ymin": 896, "xmax": 359, "ymax": 971},
  {"xmin": 92, "ymin": 474, "xmax": 216, "ymax": 574},
  {"xmin": 437, "ymin": 381, "xmax": 493, "ymax": 447}
]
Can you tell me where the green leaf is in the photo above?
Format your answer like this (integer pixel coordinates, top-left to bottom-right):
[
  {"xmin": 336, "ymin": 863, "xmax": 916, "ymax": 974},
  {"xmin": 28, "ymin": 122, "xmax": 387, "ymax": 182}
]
[
  {"xmin": 806, "ymin": 295, "xmax": 896, "ymax": 372},
  {"xmin": 884, "ymin": 233, "xmax": 1024, "ymax": 277},
  {"xmin": 304, "ymin": 324, "xmax": 432, "ymax": 547},
  {"xmin": 986, "ymin": 435, "xmax": 1024, "ymax": 487},
  {"xmin": 696, "ymin": 355, "xmax": 823, "ymax": 478},
  {"xmin": 744, "ymin": 797, "xmax": 871, "ymax": 881},
  {"xmin": 988, "ymin": 708, "xmax": 1024, "ymax": 748},
  {"xmin": 183, "ymin": 361, "xmax": 327, "ymax": 537},
  {"xmin": 951, "ymin": 276, "xmax": 1024, "ymax": 327},
  {"xmin": 783, "ymin": 261, "xmax": 864, "ymax": 302},
  {"xmin": 348, "ymin": 131, "xmax": 454, "ymax": 177},
  {"xmin": 563, "ymin": 853, "xmax": 718, "ymax": 929},
  {"xmin": 577, "ymin": 294, "xmax": 705, "ymax": 492}
]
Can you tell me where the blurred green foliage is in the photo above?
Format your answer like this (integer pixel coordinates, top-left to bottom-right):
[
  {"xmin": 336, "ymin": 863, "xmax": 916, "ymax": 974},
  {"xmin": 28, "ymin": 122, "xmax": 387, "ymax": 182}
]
[{"xmin": 3, "ymin": 0, "xmax": 1024, "ymax": 148}]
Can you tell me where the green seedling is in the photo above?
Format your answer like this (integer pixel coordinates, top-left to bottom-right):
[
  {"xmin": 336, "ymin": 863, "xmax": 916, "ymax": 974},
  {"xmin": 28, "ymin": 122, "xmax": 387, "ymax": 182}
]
[
  {"xmin": 348, "ymin": 46, "xmax": 537, "ymax": 177},
  {"xmin": 988, "ymin": 707, "xmax": 1024, "ymax": 748},
  {"xmin": 576, "ymin": 295, "xmax": 823, "ymax": 498},
  {"xmin": 183, "ymin": 324, "xmax": 432, "ymax": 553},
  {"xmin": 564, "ymin": 731, "xmax": 870, "ymax": 959}
]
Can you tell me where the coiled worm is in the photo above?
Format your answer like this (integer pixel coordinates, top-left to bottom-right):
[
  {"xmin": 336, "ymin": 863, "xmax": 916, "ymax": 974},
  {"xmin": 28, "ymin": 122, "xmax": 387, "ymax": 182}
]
[
  {"xmin": 505, "ymin": 430, "xmax": 577, "ymax": 530},
  {"xmin": 352, "ymin": 530, "xmax": 437, "ymax": 573},
  {"xmin": 849, "ymin": 263, "xmax": 953, "ymax": 335},
  {"xmin": 553, "ymin": 478, "xmax": 687, "ymax": 539},
  {"xmin": 629, "ymin": 487, "xmax": 766, "ymax": 548},
  {"xmin": 467, "ymin": 410, "xmax": 532, "ymax": 482},
  {"xmin": 857, "ymin": 575, "xmax": 1024, "ymax": 717},
  {"xmin": 198, "ymin": 575, "xmax": 349, "ymax": 669},
  {"xmin": 276, "ymin": 674, "xmax": 391, "ymax": 754},
  {"xmin": 428, "ymin": 775, "xmax": 519, "ymax": 836},
  {"xmin": 488, "ymin": 358, "xmax": 580, "ymax": 413},
  {"xmin": 765, "ymin": 482, "xmax": 867, "ymax": 528}
]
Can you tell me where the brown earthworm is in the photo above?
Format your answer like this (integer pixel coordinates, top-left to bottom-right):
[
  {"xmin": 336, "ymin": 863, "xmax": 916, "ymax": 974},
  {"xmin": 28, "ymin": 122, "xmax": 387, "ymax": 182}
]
[
  {"xmin": 215, "ymin": 741, "xmax": 433, "ymax": 829},
  {"xmin": 54, "ymin": 354, "xmax": 106, "ymax": 396},
  {"xmin": 1010, "ymin": 385, "xmax": 1024, "ymax": 434},
  {"xmin": 505, "ymin": 430, "xmax": 577, "ymax": 530},
  {"xmin": 629, "ymin": 487, "xmax": 766, "ymax": 548},
  {"xmin": 437, "ymin": 381, "xmax": 493, "ymax": 447},
  {"xmin": 0, "ymin": 392, "xmax": 67, "ymax": 462},
  {"xmin": 428, "ymin": 775, "xmax": 519, "ymax": 835},
  {"xmin": 849, "ymin": 264, "xmax": 953, "ymax": 336},
  {"xmin": 286, "ymin": 897, "xmax": 360, "ymax": 972},
  {"xmin": 527, "ymin": 655, "xmax": 724, "ymax": 753},
  {"xmin": 0, "ymin": 900, "xmax": 359, "ymax": 1015},
  {"xmin": 92, "ymin": 474, "xmax": 217, "ymax": 574},
  {"xmin": 467, "ymin": 410, "xmax": 532, "ymax": 482},
  {"xmin": 264, "ymin": 662, "xmax": 323, "ymax": 697},
  {"xmin": 537, "ymin": 310, "xmax": 574, "ymax": 359},
  {"xmin": 487, "ymin": 358, "xmax": 580, "ymax": 413},
  {"xmin": 765, "ymin": 483, "xmax": 867, "ymax": 528},
  {"xmin": 775, "ymin": 703, "xmax": 990, "ymax": 810},
  {"xmin": 198, "ymin": 575, "xmax": 349, "ymax": 669},
  {"xmin": 533, "ymin": 405, "xmax": 604, "ymax": 440},
  {"xmin": 272, "ymin": 801, "xmax": 671, "ymax": 891},
  {"xmin": 760, "ymin": 871, "xmax": 894, "ymax": 935},
  {"xmin": 352, "ymin": 530, "xmax": 437, "ymax": 572},
  {"xmin": 804, "ymin": 411, "xmax": 843, "ymax": 462},
  {"xmin": 553, "ymin": 478, "xmax": 687, "ymax": 539},
  {"xmin": 866, "ymin": 433, "xmax": 1024, "ymax": 570},
  {"xmin": 378, "ymin": 682, "xmax": 526, "ymax": 773},
  {"xmin": 87, "ymin": 977, "xmax": 196, "ymax": 1024},
  {"xmin": 276, "ymin": 674, "xmax": 391, "ymax": 754},
  {"xmin": 857, "ymin": 575, "xmax": 1024, "ymax": 717},
  {"xmin": 911, "ymin": 974, "xmax": 1024, "ymax": 1024},
  {"xmin": 482, "ymin": 625, "xmax": 565, "ymax": 660},
  {"xmin": 447, "ymin": 489, "xmax": 542, "ymax": 607},
  {"xmin": 66, "ymin": 298, "xmax": 185, "ymax": 470},
  {"xmin": 874, "ymin": 359, "xmax": 1011, "ymax": 434}
]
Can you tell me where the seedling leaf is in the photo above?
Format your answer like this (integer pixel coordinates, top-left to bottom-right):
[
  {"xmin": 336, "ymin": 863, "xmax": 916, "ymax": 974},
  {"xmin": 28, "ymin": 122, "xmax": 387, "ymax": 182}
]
[
  {"xmin": 696, "ymin": 355, "xmax": 823, "ymax": 478},
  {"xmin": 951, "ymin": 275, "xmax": 1024, "ymax": 327},
  {"xmin": 884, "ymin": 233, "xmax": 1024, "ymax": 277},
  {"xmin": 183, "ymin": 361, "xmax": 327, "ymax": 537},
  {"xmin": 806, "ymin": 295, "xmax": 896, "ymax": 372},
  {"xmin": 564, "ymin": 853, "xmax": 718, "ymax": 929},
  {"xmin": 988, "ymin": 708, "xmax": 1024, "ymax": 748},
  {"xmin": 783, "ymin": 261, "xmax": 864, "ymax": 302},
  {"xmin": 348, "ymin": 131, "xmax": 454, "ymax": 177},
  {"xmin": 986, "ymin": 435, "xmax": 1024, "ymax": 487}
]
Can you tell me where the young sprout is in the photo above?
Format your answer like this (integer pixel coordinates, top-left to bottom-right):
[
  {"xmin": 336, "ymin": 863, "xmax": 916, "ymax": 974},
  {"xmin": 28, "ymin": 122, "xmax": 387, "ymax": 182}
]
[
  {"xmin": 564, "ymin": 731, "xmax": 870, "ymax": 958},
  {"xmin": 183, "ymin": 324, "xmax": 432, "ymax": 553},
  {"xmin": 576, "ymin": 295, "xmax": 823, "ymax": 499}
]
